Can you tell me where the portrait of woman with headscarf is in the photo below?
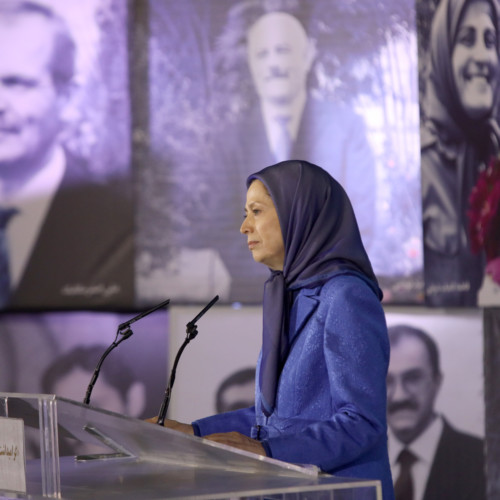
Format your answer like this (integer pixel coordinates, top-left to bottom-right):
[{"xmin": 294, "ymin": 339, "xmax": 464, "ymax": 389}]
[
  {"xmin": 150, "ymin": 160, "xmax": 394, "ymax": 499},
  {"xmin": 421, "ymin": 0, "xmax": 500, "ymax": 306}
]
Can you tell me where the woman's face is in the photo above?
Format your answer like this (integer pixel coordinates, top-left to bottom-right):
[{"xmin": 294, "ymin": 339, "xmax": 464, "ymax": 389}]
[
  {"xmin": 452, "ymin": 0, "xmax": 498, "ymax": 119},
  {"xmin": 240, "ymin": 179, "xmax": 285, "ymax": 271}
]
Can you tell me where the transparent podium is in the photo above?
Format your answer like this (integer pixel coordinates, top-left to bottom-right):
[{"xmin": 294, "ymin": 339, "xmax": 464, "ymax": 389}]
[{"xmin": 0, "ymin": 393, "xmax": 382, "ymax": 499}]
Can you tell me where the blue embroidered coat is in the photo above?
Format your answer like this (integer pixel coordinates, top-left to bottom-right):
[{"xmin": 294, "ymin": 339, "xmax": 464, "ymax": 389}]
[{"xmin": 193, "ymin": 273, "xmax": 394, "ymax": 500}]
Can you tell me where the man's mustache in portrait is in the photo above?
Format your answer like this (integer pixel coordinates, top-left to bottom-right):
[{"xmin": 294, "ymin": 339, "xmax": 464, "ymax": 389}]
[
  {"xmin": 388, "ymin": 400, "xmax": 419, "ymax": 414},
  {"xmin": 266, "ymin": 67, "xmax": 289, "ymax": 81}
]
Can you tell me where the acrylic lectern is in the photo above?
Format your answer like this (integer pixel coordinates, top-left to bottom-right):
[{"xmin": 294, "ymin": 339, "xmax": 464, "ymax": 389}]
[{"xmin": 0, "ymin": 393, "xmax": 382, "ymax": 499}]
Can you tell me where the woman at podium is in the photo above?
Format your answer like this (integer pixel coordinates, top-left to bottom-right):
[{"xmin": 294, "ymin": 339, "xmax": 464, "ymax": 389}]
[{"xmin": 152, "ymin": 161, "xmax": 394, "ymax": 499}]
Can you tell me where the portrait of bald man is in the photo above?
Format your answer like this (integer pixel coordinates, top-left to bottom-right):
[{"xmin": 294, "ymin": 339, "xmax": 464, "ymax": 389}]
[{"xmin": 208, "ymin": 0, "xmax": 377, "ymax": 301}]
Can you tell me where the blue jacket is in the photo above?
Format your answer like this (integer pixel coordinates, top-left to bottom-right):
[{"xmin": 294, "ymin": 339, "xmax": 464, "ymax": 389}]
[{"xmin": 193, "ymin": 273, "xmax": 394, "ymax": 499}]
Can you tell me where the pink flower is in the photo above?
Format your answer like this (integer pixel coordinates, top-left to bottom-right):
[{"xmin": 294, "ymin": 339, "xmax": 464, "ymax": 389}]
[
  {"xmin": 485, "ymin": 257, "xmax": 500, "ymax": 285},
  {"xmin": 468, "ymin": 156, "xmax": 500, "ymax": 260}
]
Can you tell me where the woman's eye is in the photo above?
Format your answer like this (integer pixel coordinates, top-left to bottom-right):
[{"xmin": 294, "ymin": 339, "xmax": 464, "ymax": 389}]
[
  {"xmin": 253, "ymin": 209, "xmax": 261, "ymax": 215},
  {"xmin": 457, "ymin": 28, "xmax": 475, "ymax": 47},
  {"xmin": 485, "ymin": 30, "xmax": 497, "ymax": 49}
]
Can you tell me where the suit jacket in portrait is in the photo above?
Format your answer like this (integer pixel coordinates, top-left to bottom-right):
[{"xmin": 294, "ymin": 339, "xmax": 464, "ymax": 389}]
[
  {"xmin": 8, "ymin": 153, "xmax": 134, "ymax": 310},
  {"xmin": 423, "ymin": 418, "xmax": 485, "ymax": 500}
]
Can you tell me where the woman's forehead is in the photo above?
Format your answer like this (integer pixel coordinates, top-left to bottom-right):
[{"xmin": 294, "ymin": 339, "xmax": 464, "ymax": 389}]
[{"xmin": 247, "ymin": 179, "xmax": 271, "ymax": 198}]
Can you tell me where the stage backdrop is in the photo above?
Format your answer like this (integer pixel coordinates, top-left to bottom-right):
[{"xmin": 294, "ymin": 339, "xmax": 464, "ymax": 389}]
[
  {"xmin": 6, "ymin": 0, "xmax": 500, "ymax": 311},
  {"xmin": 136, "ymin": 0, "xmax": 422, "ymax": 306},
  {"xmin": 417, "ymin": 0, "xmax": 500, "ymax": 307},
  {"xmin": 0, "ymin": 309, "xmax": 168, "ymax": 457},
  {"xmin": 168, "ymin": 306, "xmax": 484, "ymax": 428},
  {"xmin": 0, "ymin": 0, "xmax": 133, "ymax": 311},
  {"xmin": 167, "ymin": 305, "xmax": 484, "ymax": 498}
]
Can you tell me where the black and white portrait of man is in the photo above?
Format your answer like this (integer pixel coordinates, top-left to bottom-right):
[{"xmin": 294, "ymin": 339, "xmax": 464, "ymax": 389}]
[
  {"xmin": 0, "ymin": 0, "xmax": 133, "ymax": 310},
  {"xmin": 138, "ymin": 0, "xmax": 421, "ymax": 305},
  {"xmin": 385, "ymin": 311, "xmax": 485, "ymax": 500}
]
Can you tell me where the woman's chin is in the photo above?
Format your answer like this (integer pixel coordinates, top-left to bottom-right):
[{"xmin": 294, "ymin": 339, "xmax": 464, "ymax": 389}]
[{"xmin": 461, "ymin": 93, "xmax": 494, "ymax": 120}]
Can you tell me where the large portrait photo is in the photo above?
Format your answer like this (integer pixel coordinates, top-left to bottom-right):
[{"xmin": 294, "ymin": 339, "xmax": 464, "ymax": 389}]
[
  {"xmin": 0, "ymin": 309, "xmax": 168, "ymax": 458},
  {"xmin": 385, "ymin": 309, "xmax": 485, "ymax": 499},
  {"xmin": 418, "ymin": 0, "xmax": 500, "ymax": 307},
  {"xmin": 0, "ymin": 0, "xmax": 134, "ymax": 310},
  {"xmin": 135, "ymin": 0, "xmax": 422, "ymax": 306}
]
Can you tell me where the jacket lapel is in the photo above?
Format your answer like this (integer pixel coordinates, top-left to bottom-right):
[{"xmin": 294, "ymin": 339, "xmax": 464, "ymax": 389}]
[{"xmin": 289, "ymin": 287, "xmax": 320, "ymax": 343}]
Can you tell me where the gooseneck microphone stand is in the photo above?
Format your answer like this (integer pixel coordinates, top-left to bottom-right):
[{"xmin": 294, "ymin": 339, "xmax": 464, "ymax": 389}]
[
  {"xmin": 83, "ymin": 298, "xmax": 171, "ymax": 406},
  {"xmin": 156, "ymin": 295, "xmax": 219, "ymax": 426}
]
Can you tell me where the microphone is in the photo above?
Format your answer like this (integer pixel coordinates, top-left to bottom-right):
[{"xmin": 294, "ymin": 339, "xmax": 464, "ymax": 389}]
[
  {"xmin": 83, "ymin": 298, "xmax": 170, "ymax": 406},
  {"xmin": 156, "ymin": 295, "xmax": 219, "ymax": 426}
]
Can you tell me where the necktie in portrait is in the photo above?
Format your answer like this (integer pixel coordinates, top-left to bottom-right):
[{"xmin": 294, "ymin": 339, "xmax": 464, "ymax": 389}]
[
  {"xmin": 0, "ymin": 207, "xmax": 18, "ymax": 308},
  {"xmin": 394, "ymin": 447, "xmax": 418, "ymax": 500},
  {"xmin": 274, "ymin": 115, "xmax": 292, "ymax": 162}
]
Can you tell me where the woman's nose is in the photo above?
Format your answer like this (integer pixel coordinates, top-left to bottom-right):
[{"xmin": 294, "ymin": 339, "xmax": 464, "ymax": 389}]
[
  {"xmin": 240, "ymin": 217, "xmax": 250, "ymax": 234},
  {"xmin": 473, "ymin": 36, "xmax": 495, "ymax": 62}
]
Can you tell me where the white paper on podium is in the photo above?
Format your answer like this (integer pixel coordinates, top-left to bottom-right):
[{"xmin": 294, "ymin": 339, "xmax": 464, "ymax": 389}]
[{"xmin": 0, "ymin": 417, "xmax": 26, "ymax": 494}]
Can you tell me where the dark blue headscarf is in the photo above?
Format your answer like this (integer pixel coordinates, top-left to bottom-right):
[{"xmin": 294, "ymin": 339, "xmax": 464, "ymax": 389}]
[{"xmin": 247, "ymin": 160, "xmax": 381, "ymax": 416}]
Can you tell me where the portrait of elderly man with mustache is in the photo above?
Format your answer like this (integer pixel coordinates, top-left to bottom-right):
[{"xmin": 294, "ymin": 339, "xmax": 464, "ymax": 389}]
[
  {"xmin": 386, "ymin": 324, "xmax": 485, "ymax": 500},
  {"xmin": 211, "ymin": 0, "xmax": 377, "ymax": 302}
]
